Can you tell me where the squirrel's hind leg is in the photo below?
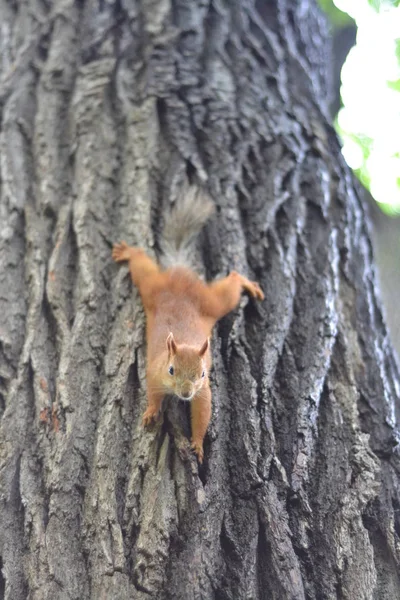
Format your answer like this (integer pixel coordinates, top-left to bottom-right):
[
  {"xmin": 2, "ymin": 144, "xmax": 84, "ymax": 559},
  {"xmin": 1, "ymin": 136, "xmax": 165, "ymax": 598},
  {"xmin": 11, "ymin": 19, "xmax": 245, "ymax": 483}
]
[{"xmin": 204, "ymin": 271, "xmax": 264, "ymax": 320}]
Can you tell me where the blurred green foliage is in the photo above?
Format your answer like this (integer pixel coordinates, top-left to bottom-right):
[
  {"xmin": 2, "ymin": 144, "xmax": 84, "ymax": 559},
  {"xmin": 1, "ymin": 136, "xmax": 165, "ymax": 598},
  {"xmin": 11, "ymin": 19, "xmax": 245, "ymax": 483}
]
[
  {"xmin": 395, "ymin": 38, "xmax": 400, "ymax": 63},
  {"xmin": 368, "ymin": 0, "xmax": 400, "ymax": 9},
  {"xmin": 319, "ymin": 0, "xmax": 400, "ymax": 216},
  {"xmin": 318, "ymin": 0, "xmax": 354, "ymax": 26}
]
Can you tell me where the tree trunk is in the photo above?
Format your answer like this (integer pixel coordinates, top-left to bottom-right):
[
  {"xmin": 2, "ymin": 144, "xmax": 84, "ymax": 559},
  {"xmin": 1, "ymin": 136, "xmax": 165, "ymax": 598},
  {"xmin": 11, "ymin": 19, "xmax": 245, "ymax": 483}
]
[{"xmin": 1, "ymin": 1, "xmax": 400, "ymax": 599}]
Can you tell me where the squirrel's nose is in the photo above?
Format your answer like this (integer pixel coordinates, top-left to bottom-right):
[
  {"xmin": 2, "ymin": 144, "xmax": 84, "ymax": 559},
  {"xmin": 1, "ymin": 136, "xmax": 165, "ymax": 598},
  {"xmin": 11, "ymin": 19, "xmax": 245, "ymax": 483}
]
[{"xmin": 181, "ymin": 383, "xmax": 194, "ymax": 399}]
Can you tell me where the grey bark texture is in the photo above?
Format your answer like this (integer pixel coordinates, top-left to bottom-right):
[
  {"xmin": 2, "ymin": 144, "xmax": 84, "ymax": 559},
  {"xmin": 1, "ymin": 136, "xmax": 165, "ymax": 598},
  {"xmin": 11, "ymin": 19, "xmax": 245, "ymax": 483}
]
[
  {"xmin": 0, "ymin": 1, "xmax": 400, "ymax": 599},
  {"xmin": 370, "ymin": 201, "xmax": 400, "ymax": 361}
]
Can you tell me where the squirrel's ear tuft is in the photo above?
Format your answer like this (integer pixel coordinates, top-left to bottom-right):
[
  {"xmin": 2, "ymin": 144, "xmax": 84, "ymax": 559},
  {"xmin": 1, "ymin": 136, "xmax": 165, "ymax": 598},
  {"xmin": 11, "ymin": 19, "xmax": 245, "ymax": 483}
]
[
  {"xmin": 199, "ymin": 338, "xmax": 209, "ymax": 357},
  {"xmin": 166, "ymin": 332, "xmax": 177, "ymax": 356}
]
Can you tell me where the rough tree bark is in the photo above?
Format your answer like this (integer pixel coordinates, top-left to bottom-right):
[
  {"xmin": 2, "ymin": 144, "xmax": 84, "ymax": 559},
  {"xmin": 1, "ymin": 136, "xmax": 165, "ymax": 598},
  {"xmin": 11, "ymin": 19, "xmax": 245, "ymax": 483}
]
[{"xmin": 1, "ymin": 1, "xmax": 400, "ymax": 599}]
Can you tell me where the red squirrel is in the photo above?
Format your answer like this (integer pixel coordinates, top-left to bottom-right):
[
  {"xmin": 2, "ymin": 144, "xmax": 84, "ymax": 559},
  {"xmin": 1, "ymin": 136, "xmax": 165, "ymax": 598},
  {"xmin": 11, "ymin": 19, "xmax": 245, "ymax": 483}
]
[{"xmin": 112, "ymin": 186, "xmax": 264, "ymax": 463}]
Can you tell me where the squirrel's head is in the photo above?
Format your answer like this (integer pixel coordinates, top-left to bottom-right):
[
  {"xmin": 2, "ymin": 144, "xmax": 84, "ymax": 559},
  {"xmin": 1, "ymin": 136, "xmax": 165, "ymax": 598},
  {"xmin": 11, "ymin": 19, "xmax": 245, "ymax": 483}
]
[{"xmin": 165, "ymin": 332, "xmax": 209, "ymax": 401}]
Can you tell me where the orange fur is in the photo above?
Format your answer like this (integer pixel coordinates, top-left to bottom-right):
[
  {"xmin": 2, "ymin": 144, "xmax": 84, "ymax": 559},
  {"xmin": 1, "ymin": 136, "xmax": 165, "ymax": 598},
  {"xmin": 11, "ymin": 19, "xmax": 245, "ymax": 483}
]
[{"xmin": 112, "ymin": 241, "xmax": 264, "ymax": 463}]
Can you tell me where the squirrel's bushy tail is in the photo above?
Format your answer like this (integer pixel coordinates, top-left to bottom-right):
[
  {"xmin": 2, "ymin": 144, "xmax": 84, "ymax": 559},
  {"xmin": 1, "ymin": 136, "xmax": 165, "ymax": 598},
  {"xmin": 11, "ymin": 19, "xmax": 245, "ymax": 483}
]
[{"xmin": 160, "ymin": 185, "xmax": 214, "ymax": 268}]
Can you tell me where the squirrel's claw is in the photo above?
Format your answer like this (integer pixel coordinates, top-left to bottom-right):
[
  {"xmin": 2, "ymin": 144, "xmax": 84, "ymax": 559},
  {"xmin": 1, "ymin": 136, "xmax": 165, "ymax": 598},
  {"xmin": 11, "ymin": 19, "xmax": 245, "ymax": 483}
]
[
  {"xmin": 191, "ymin": 440, "xmax": 204, "ymax": 464},
  {"xmin": 112, "ymin": 241, "xmax": 130, "ymax": 263},
  {"xmin": 142, "ymin": 407, "xmax": 159, "ymax": 427},
  {"xmin": 241, "ymin": 277, "xmax": 264, "ymax": 301},
  {"xmin": 249, "ymin": 281, "xmax": 264, "ymax": 301}
]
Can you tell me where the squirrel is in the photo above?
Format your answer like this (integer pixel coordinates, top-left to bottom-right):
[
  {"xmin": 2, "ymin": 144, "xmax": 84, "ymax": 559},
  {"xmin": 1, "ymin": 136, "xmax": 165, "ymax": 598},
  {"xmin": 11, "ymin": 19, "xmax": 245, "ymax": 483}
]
[{"xmin": 112, "ymin": 185, "xmax": 264, "ymax": 463}]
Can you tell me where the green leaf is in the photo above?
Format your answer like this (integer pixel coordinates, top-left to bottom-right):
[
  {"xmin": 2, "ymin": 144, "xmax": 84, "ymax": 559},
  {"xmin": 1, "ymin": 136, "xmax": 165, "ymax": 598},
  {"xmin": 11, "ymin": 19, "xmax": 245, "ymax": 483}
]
[{"xmin": 387, "ymin": 79, "xmax": 400, "ymax": 91}]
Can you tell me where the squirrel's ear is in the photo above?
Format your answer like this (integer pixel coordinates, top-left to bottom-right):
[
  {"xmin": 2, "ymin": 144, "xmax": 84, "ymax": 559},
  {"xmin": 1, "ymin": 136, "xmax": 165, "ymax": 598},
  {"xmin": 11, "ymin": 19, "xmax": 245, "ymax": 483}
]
[
  {"xmin": 199, "ymin": 338, "xmax": 209, "ymax": 358},
  {"xmin": 166, "ymin": 332, "xmax": 177, "ymax": 356}
]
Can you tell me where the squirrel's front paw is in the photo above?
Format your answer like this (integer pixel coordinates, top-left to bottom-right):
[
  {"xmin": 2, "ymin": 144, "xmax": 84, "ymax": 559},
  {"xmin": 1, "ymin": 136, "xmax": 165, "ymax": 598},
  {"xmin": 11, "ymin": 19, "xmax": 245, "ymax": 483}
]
[
  {"xmin": 191, "ymin": 439, "xmax": 204, "ymax": 464},
  {"xmin": 142, "ymin": 406, "xmax": 159, "ymax": 427}
]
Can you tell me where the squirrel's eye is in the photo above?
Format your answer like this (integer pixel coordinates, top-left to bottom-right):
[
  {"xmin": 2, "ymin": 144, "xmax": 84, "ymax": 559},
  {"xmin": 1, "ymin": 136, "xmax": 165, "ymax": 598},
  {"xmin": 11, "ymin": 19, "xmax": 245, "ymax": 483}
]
[
  {"xmin": 169, "ymin": 366, "xmax": 174, "ymax": 376},
  {"xmin": 201, "ymin": 370, "xmax": 205, "ymax": 378}
]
